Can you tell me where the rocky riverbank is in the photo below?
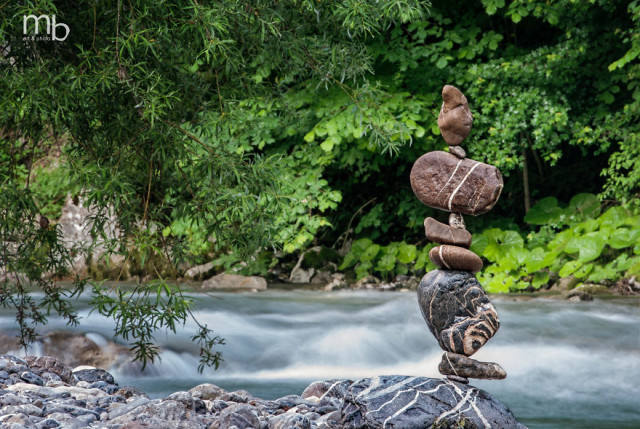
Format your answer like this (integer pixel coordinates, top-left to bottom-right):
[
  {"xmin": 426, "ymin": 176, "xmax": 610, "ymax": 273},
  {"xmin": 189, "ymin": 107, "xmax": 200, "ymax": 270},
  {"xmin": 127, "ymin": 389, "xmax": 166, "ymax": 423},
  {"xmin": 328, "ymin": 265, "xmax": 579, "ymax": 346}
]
[{"xmin": 0, "ymin": 354, "xmax": 526, "ymax": 429}]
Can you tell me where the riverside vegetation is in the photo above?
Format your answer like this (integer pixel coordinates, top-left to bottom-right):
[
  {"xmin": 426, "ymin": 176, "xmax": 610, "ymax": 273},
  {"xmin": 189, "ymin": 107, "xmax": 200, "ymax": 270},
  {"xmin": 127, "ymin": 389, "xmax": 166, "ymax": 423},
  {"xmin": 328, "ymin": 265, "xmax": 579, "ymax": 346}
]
[{"xmin": 2, "ymin": 0, "xmax": 640, "ymax": 371}]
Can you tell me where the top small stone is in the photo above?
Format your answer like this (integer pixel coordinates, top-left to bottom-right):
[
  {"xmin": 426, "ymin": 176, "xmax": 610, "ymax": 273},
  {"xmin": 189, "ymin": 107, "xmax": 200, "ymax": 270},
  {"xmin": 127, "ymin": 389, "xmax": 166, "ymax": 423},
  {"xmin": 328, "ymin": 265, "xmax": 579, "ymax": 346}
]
[{"xmin": 438, "ymin": 85, "xmax": 473, "ymax": 146}]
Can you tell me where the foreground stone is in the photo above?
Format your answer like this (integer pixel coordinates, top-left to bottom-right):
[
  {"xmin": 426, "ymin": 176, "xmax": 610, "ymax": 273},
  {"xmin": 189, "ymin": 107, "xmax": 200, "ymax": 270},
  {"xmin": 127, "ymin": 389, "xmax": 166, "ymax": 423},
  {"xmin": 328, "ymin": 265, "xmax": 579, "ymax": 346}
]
[{"xmin": 0, "ymin": 355, "xmax": 525, "ymax": 428}]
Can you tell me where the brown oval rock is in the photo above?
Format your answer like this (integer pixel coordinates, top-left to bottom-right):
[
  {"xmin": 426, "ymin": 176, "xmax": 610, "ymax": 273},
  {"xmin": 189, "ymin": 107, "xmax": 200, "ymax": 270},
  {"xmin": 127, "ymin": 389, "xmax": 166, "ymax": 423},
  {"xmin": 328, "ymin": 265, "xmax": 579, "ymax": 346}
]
[
  {"xmin": 410, "ymin": 151, "xmax": 503, "ymax": 215},
  {"xmin": 429, "ymin": 245, "xmax": 483, "ymax": 273},
  {"xmin": 438, "ymin": 85, "xmax": 473, "ymax": 146},
  {"xmin": 424, "ymin": 217, "xmax": 472, "ymax": 248}
]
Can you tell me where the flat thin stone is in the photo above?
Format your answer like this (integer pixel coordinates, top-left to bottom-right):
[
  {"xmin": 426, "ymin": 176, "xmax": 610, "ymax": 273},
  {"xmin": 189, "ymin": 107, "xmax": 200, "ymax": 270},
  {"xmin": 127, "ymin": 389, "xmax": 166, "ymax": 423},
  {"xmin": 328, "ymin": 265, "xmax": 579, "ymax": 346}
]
[
  {"xmin": 417, "ymin": 270, "xmax": 500, "ymax": 356},
  {"xmin": 449, "ymin": 213, "xmax": 466, "ymax": 229},
  {"xmin": 410, "ymin": 151, "xmax": 503, "ymax": 216},
  {"xmin": 449, "ymin": 145, "xmax": 466, "ymax": 159},
  {"xmin": 424, "ymin": 217, "xmax": 472, "ymax": 248},
  {"xmin": 429, "ymin": 245, "xmax": 483, "ymax": 273},
  {"xmin": 439, "ymin": 352, "xmax": 507, "ymax": 380},
  {"xmin": 446, "ymin": 374, "xmax": 469, "ymax": 384},
  {"xmin": 438, "ymin": 85, "xmax": 473, "ymax": 146}
]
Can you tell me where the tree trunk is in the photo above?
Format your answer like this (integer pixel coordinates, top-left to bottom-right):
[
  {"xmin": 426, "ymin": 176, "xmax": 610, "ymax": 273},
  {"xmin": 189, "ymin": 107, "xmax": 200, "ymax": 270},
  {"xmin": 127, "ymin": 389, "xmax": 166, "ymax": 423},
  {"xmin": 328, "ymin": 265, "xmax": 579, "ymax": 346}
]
[{"xmin": 522, "ymin": 148, "xmax": 531, "ymax": 213}]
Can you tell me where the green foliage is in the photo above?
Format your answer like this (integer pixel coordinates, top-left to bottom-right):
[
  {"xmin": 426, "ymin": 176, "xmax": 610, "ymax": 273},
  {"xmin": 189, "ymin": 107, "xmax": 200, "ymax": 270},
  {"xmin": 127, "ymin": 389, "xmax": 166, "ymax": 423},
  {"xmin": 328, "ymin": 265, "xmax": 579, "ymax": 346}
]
[
  {"xmin": 340, "ymin": 237, "xmax": 431, "ymax": 280},
  {"xmin": 340, "ymin": 193, "xmax": 640, "ymax": 293},
  {"xmin": 0, "ymin": 184, "xmax": 83, "ymax": 350},
  {"xmin": 475, "ymin": 194, "xmax": 640, "ymax": 293},
  {"xmin": 0, "ymin": 0, "xmax": 429, "ymax": 370}
]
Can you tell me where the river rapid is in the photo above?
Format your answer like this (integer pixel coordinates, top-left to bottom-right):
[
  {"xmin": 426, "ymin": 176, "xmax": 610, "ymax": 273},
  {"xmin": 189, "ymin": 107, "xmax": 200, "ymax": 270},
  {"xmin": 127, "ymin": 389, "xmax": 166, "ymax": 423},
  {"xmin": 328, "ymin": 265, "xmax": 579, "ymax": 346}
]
[{"xmin": 1, "ymin": 289, "xmax": 639, "ymax": 428}]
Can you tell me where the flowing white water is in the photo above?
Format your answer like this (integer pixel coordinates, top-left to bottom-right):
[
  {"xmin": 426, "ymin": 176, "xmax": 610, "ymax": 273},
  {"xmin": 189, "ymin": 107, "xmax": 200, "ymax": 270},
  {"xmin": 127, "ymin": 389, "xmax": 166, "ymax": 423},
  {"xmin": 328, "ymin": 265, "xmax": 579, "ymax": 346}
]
[{"xmin": 1, "ymin": 290, "xmax": 639, "ymax": 428}]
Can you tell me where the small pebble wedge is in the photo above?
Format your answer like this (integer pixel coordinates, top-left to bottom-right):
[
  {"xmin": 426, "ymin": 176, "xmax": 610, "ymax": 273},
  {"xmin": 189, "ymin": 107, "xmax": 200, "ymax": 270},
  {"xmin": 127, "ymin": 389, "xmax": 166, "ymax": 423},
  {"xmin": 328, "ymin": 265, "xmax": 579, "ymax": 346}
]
[
  {"xmin": 424, "ymin": 217, "xmax": 472, "ymax": 248},
  {"xmin": 449, "ymin": 212, "xmax": 466, "ymax": 229},
  {"xmin": 449, "ymin": 145, "xmax": 466, "ymax": 159},
  {"xmin": 410, "ymin": 151, "xmax": 503, "ymax": 216},
  {"xmin": 429, "ymin": 245, "xmax": 483, "ymax": 273},
  {"xmin": 439, "ymin": 352, "xmax": 507, "ymax": 380}
]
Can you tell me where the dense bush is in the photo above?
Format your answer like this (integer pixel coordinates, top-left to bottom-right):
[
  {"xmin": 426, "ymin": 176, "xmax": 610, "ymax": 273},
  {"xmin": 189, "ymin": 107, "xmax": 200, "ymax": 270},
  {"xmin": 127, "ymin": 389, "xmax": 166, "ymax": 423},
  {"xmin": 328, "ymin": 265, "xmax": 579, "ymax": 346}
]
[{"xmin": 340, "ymin": 194, "xmax": 640, "ymax": 293}]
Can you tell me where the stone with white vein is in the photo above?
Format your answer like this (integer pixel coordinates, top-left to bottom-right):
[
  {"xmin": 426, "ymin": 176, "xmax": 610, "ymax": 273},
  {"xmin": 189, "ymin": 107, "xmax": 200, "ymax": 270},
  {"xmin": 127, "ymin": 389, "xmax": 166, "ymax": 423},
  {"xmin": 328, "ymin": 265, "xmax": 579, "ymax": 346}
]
[
  {"xmin": 410, "ymin": 151, "xmax": 503, "ymax": 216},
  {"xmin": 341, "ymin": 375, "xmax": 525, "ymax": 428}
]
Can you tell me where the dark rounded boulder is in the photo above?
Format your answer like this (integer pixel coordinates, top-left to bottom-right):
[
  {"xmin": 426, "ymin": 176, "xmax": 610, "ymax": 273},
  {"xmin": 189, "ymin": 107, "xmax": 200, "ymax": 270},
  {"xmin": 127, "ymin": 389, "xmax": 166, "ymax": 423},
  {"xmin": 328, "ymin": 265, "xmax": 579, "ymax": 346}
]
[
  {"xmin": 340, "ymin": 375, "xmax": 526, "ymax": 429},
  {"xmin": 417, "ymin": 270, "xmax": 499, "ymax": 356}
]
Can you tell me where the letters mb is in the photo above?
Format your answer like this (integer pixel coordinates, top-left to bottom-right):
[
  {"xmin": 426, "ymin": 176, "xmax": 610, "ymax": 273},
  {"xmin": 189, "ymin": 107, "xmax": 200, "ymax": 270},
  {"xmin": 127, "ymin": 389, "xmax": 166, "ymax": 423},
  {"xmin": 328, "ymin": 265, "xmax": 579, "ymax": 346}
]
[{"xmin": 23, "ymin": 15, "xmax": 69, "ymax": 41}]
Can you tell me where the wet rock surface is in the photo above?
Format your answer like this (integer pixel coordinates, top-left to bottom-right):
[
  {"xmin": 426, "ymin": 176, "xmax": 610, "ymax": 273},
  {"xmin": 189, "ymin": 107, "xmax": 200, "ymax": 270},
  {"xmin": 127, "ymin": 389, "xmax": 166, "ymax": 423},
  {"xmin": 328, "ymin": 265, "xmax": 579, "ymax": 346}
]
[
  {"xmin": 0, "ymin": 354, "xmax": 525, "ymax": 428},
  {"xmin": 417, "ymin": 270, "xmax": 500, "ymax": 356},
  {"xmin": 410, "ymin": 151, "xmax": 503, "ymax": 216}
]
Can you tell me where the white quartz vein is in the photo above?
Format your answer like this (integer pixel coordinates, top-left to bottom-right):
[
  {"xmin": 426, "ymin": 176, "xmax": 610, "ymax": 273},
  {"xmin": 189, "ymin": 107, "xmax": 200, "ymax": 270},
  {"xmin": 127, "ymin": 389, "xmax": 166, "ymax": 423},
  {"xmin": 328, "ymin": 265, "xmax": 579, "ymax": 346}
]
[
  {"xmin": 435, "ymin": 381, "xmax": 492, "ymax": 429},
  {"xmin": 447, "ymin": 162, "xmax": 480, "ymax": 211},
  {"xmin": 434, "ymin": 158, "xmax": 464, "ymax": 202},
  {"xmin": 438, "ymin": 246, "xmax": 451, "ymax": 269},
  {"xmin": 319, "ymin": 380, "xmax": 344, "ymax": 400},
  {"xmin": 357, "ymin": 377, "xmax": 418, "ymax": 400}
]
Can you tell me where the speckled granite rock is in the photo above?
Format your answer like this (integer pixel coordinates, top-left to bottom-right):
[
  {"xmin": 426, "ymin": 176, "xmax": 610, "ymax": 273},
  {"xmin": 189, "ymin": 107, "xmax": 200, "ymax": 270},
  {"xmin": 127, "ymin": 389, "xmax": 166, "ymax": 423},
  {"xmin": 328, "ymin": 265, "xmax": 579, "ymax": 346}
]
[
  {"xmin": 449, "ymin": 212, "xmax": 466, "ymax": 229},
  {"xmin": 417, "ymin": 270, "xmax": 500, "ymax": 356},
  {"xmin": 424, "ymin": 217, "xmax": 472, "ymax": 248},
  {"xmin": 439, "ymin": 352, "xmax": 507, "ymax": 380},
  {"xmin": 438, "ymin": 85, "xmax": 473, "ymax": 146},
  {"xmin": 410, "ymin": 151, "xmax": 503, "ymax": 216},
  {"xmin": 429, "ymin": 245, "xmax": 483, "ymax": 273}
]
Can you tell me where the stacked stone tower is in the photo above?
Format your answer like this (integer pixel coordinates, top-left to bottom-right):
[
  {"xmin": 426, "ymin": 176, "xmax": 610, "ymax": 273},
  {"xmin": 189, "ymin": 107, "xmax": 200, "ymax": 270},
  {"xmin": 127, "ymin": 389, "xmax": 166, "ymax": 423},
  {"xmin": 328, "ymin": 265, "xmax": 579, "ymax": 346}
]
[{"xmin": 410, "ymin": 85, "xmax": 506, "ymax": 384}]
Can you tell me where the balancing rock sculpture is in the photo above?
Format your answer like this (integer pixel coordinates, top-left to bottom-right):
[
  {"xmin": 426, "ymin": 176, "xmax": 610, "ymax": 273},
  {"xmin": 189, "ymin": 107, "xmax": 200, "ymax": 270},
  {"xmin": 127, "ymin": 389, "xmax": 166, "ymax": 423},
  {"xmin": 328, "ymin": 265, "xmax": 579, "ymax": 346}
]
[{"xmin": 411, "ymin": 85, "xmax": 507, "ymax": 384}]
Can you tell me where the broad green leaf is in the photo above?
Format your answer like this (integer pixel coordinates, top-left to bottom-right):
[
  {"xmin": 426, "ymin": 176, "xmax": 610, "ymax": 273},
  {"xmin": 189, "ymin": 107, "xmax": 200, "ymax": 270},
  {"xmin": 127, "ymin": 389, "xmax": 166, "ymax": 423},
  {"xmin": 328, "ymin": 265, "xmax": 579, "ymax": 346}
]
[
  {"xmin": 524, "ymin": 197, "xmax": 563, "ymax": 225},
  {"xmin": 568, "ymin": 193, "xmax": 601, "ymax": 218},
  {"xmin": 599, "ymin": 206, "xmax": 628, "ymax": 229},
  {"xmin": 609, "ymin": 228, "xmax": 640, "ymax": 249},
  {"xmin": 559, "ymin": 260, "xmax": 583, "ymax": 277},
  {"xmin": 355, "ymin": 262, "xmax": 373, "ymax": 279},
  {"xmin": 507, "ymin": 246, "xmax": 529, "ymax": 266},
  {"xmin": 576, "ymin": 219, "xmax": 598, "ymax": 233},
  {"xmin": 360, "ymin": 244, "xmax": 381, "ymax": 262},
  {"xmin": 303, "ymin": 130, "xmax": 315, "ymax": 142},
  {"xmin": 577, "ymin": 232, "xmax": 606, "ymax": 262},
  {"xmin": 501, "ymin": 230, "xmax": 525, "ymax": 247},
  {"xmin": 376, "ymin": 254, "xmax": 396, "ymax": 273},
  {"xmin": 525, "ymin": 247, "xmax": 548, "ymax": 272},
  {"xmin": 397, "ymin": 243, "xmax": 417, "ymax": 264},
  {"xmin": 531, "ymin": 271, "xmax": 549, "ymax": 289},
  {"xmin": 470, "ymin": 233, "xmax": 489, "ymax": 256},
  {"xmin": 573, "ymin": 263, "xmax": 593, "ymax": 279}
]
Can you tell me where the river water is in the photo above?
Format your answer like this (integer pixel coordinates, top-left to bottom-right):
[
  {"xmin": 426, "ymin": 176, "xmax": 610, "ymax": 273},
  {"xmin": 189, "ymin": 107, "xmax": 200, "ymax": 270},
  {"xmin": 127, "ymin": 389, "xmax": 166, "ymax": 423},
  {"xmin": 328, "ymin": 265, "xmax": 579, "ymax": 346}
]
[{"xmin": 1, "ymin": 289, "xmax": 639, "ymax": 428}]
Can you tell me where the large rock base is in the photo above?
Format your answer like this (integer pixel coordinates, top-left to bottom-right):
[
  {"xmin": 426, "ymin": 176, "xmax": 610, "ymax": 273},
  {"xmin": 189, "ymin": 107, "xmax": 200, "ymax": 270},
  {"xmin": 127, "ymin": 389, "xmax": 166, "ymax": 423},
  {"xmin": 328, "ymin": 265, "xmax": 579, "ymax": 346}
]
[
  {"xmin": 0, "ymin": 355, "xmax": 526, "ymax": 428},
  {"xmin": 334, "ymin": 375, "xmax": 524, "ymax": 429}
]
